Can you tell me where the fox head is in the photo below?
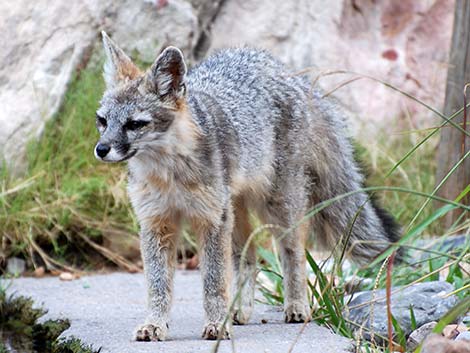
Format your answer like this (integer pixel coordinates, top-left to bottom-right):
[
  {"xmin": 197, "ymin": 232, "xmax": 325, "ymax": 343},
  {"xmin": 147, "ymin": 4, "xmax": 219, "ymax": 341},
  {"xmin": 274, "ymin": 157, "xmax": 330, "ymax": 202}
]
[{"xmin": 94, "ymin": 31, "xmax": 190, "ymax": 163}]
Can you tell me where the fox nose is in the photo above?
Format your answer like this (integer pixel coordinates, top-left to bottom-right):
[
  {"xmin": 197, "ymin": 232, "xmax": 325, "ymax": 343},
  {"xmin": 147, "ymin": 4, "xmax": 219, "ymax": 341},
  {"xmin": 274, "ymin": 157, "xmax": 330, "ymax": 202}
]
[{"xmin": 95, "ymin": 143, "xmax": 111, "ymax": 158}]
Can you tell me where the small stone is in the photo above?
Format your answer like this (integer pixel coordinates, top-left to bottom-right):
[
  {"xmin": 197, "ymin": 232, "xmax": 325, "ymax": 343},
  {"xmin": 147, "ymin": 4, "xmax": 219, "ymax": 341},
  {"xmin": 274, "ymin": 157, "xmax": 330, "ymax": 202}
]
[
  {"xmin": 421, "ymin": 334, "xmax": 470, "ymax": 353},
  {"xmin": 59, "ymin": 272, "xmax": 75, "ymax": 281},
  {"xmin": 50, "ymin": 269, "xmax": 61, "ymax": 276},
  {"xmin": 127, "ymin": 266, "xmax": 140, "ymax": 274},
  {"xmin": 346, "ymin": 281, "xmax": 457, "ymax": 342},
  {"xmin": 261, "ymin": 319, "xmax": 268, "ymax": 324},
  {"xmin": 443, "ymin": 324, "xmax": 467, "ymax": 339},
  {"xmin": 33, "ymin": 266, "xmax": 45, "ymax": 278},
  {"xmin": 456, "ymin": 331, "xmax": 470, "ymax": 341},
  {"xmin": 6, "ymin": 257, "xmax": 26, "ymax": 275},
  {"xmin": 407, "ymin": 321, "xmax": 437, "ymax": 351}
]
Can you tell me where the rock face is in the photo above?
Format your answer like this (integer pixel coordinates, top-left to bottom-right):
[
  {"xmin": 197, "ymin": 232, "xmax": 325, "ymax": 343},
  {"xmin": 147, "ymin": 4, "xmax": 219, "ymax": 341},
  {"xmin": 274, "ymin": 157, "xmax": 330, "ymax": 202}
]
[
  {"xmin": 0, "ymin": 0, "xmax": 455, "ymax": 172},
  {"xmin": 0, "ymin": 1, "xmax": 98, "ymax": 171},
  {"xmin": 346, "ymin": 281, "xmax": 457, "ymax": 341},
  {"xmin": 209, "ymin": 0, "xmax": 455, "ymax": 136},
  {"xmin": 0, "ymin": 0, "xmax": 223, "ymax": 172}
]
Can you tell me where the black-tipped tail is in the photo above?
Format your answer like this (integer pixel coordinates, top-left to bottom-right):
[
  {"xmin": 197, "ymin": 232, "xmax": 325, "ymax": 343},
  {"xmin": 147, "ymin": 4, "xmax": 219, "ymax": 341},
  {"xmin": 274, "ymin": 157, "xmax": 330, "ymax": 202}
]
[{"xmin": 370, "ymin": 197, "xmax": 403, "ymax": 261}]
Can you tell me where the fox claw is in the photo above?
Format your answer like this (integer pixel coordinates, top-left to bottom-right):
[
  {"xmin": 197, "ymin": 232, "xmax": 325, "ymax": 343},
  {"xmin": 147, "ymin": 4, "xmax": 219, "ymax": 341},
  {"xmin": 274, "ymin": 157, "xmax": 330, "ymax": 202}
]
[
  {"xmin": 284, "ymin": 302, "xmax": 311, "ymax": 323},
  {"xmin": 134, "ymin": 323, "xmax": 167, "ymax": 341},
  {"xmin": 202, "ymin": 322, "xmax": 230, "ymax": 340}
]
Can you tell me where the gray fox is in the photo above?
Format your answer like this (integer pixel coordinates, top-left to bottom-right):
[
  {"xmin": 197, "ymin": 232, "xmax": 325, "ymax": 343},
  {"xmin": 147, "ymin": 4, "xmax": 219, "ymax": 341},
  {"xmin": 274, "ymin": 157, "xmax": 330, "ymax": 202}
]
[{"xmin": 95, "ymin": 31, "xmax": 399, "ymax": 341}]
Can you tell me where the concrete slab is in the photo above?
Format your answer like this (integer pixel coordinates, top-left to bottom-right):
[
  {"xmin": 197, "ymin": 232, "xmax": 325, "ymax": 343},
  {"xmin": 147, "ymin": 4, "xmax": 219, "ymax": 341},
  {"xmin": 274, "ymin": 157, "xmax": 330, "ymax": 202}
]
[{"xmin": 8, "ymin": 271, "xmax": 353, "ymax": 353}]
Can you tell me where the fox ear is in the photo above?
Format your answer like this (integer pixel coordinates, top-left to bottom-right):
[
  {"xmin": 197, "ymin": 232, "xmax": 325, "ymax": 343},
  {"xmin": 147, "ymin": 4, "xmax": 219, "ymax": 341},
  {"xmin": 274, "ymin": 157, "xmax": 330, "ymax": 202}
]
[
  {"xmin": 101, "ymin": 31, "xmax": 140, "ymax": 89},
  {"xmin": 144, "ymin": 46, "xmax": 187, "ymax": 100}
]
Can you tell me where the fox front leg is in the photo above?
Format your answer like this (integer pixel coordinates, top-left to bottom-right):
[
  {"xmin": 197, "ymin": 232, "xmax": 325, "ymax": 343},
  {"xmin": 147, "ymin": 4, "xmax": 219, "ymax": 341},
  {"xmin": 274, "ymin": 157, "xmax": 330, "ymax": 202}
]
[
  {"xmin": 134, "ymin": 220, "xmax": 178, "ymax": 341},
  {"xmin": 194, "ymin": 209, "xmax": 233, "ymax": 340}
]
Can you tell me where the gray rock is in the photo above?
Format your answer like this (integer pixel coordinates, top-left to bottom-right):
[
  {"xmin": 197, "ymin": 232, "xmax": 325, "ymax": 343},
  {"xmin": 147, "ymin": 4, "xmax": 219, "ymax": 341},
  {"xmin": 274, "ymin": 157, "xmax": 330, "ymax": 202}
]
[
  {"xmin": 346, "ymin": 281, "xmax": 457, "ymax": 341},
  {"xmin": 0, "ymin": 0, "xmax": 457, "ymax": 173},
  {"xmin": 0, "ymin": 1, "xmax": 99, "ymax": 171},
  {"xmin": 6, "ymin": 257, "xmax": 26, "ymax": 275},
  {"xmin": 209, "ymin": 0, "xmax": 454, "ymax": 136},
  {"xmin": 407, "ymin": 321, "xmax": 437, "ymax": 351},
  {"xmin": 0, "ymin": 0, "xmax": 222, "ymax": 173},
  {"xmin": 104, "ymin": 0, "xmax": 197, "ymax": 64},
  {"xmin": 415, "ymin": 235, "xmax": 470, "ymax": 258},
  {"xmin": 7, "ymin": 271, "xmax": 353, "ymax": 353}
]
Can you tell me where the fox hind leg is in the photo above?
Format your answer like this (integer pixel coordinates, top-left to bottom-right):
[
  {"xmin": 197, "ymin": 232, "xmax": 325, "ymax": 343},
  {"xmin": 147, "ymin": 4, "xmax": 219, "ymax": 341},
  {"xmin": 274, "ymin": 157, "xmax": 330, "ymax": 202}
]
[
  {"xmin": 261, "ymin": 182, "xmax": 311, "ymax": 323},
  {"xmin": 278, "ymin": 220, "xmax": 310, "ymax": 323},
  {"xmin": 231, "ymin": 197, "xmax": 257, "ymax": 325}
]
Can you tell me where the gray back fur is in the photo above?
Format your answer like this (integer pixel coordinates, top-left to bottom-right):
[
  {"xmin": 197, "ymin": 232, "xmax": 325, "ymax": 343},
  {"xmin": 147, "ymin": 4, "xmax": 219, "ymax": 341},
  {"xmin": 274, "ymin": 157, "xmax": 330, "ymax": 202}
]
[
  {"xmin": 96, "ymin": 44, "xmax": 399, "ymax": 263},
  {"xmin": 185, "ymin": 47, "xmax": 398, "ymax": 260}
]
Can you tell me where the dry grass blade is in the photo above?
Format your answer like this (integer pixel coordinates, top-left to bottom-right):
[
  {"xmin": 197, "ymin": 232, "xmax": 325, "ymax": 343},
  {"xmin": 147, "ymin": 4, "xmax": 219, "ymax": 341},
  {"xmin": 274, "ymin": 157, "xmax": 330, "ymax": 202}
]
[
  {"xmin": 407, "ymin": 149, "xmax": 470, "ymax": 231},
  {"xmin": 321, "ymin": 77, "xmax": 363, "ymax": 98},
  {"xmin": 77, "ymin": 232, "xmax": 140, "ymax": 273},
  {"xmin": 461, "ymin": 83, "xmax": 469, "ymax": 156},
  {"xmin": 298, "ymin": 68, "xmax": 470, "ymax": 138},
  {"xmin": 386, "ymin": 252, "xmax": 398, "ymax": 352},
  {"xmin": 0, "ymin": 173, "xmax": 44, "ymax": 198},
  {"xmin": 28, "ymin": 231, "xmax": 77, "ymax": 273}
]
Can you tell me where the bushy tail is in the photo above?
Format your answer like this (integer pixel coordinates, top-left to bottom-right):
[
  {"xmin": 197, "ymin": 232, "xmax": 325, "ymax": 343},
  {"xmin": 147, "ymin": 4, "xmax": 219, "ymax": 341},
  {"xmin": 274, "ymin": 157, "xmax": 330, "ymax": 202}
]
[
  {"xmin": 309, "ymin": 153, "xmax": 402, "ymax": 264},
  {"xmin": 311, "ymin": 195, "xmax": 402, "ymax": 265},
  {"xmin": 304, "ymin": 94, "xmax": 401, "ymax": 263},
  {"xmin": 370, "ymin": 197, "xmax": 400, "ymax": 243}
]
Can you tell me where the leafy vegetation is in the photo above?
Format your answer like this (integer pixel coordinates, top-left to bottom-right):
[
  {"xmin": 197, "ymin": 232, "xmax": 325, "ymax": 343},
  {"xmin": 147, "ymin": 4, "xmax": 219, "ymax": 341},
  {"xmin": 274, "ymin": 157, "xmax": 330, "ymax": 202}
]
[
  {"xmin": 0, "ymin": 58, "xmax": 139, "ymax": 272},
  {"xmin": 256, "ymin": 114, "xmax": 470, "ymax": 351},
  {"xmin": 0, "ymin": 284, "xmax": 99, "ymax": 352}
]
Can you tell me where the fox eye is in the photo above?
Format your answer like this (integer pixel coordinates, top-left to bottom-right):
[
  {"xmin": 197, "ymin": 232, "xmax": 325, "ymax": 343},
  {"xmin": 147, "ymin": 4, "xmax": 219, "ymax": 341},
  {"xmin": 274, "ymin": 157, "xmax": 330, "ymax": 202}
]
[
  {"xmin": 96, "ymin": 114, "xmax": 107, "ymax": 127},
  {"xmin": 124, "ymin": 120, "xmax": 150, "ymax": 131}
]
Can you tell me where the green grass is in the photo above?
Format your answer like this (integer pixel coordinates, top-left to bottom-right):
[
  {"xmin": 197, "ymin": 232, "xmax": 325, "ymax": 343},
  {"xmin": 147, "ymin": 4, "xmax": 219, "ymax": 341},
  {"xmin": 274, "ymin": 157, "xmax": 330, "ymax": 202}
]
[
  {"xmin": 0, "ymin": 59, "xmax": 137, "ymax": 271},
  {"xmin": 254, "ymin": 87, "xmax": 470, "ymax": 351},
  {"xmin": 354, "ymin": 131, "xmax": 439, "ymax": 235},
  {"xmin": 255, "ymin": 131, "xmax": 470, "ymax": 351},
  {"xmin": 257, "ymin": 229, "xmax": 469, "ymax": 352}
]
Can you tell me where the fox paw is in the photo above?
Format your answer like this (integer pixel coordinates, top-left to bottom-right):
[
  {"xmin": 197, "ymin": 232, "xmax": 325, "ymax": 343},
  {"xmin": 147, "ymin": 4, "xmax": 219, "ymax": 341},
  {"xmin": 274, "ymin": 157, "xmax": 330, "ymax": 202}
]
[
  {"xmin": 134, "ymin": 323, "xmax": 167, "ymax": 341},
  {"xmin": 284, "ymin": 302, "xmax": 311, "ymax": 323},
  {"xmin": 232, "ymin": 306, "xmax": 252, "ymax": 325},
  {"xmin": 202, "ymin": 322, "xmax": 230, "ymax": 340}
]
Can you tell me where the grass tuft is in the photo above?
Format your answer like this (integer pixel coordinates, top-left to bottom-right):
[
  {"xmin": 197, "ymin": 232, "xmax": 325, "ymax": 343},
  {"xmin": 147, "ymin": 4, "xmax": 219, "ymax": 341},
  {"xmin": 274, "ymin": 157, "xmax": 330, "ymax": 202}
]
[{"xmin": 0, "ymin": 283, "xmax": 99, "ymax": 352}]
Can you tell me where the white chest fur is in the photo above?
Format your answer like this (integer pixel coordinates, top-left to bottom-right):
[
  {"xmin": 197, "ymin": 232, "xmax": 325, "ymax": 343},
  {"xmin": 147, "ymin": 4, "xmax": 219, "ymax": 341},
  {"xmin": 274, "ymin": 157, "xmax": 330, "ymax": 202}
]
[{"xmin": 127, "ymin": 157, "xmax": 221, "ymax": 226}]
